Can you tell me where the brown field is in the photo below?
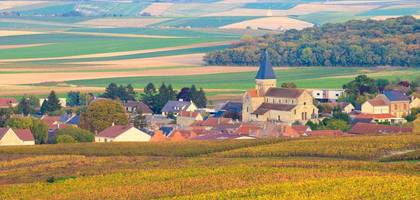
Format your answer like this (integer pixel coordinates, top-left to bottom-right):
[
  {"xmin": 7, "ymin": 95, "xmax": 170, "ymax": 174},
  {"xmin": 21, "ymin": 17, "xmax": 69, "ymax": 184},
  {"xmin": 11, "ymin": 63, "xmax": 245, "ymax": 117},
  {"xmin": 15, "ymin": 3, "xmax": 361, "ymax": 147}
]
[
  {"xmin": 0, "ymin": 41, "xmax": 233, "ymax": 62},
  {"xmin": 0, "ymin": 30, "xmax": 43, "ymax": 37},
  {"xmin": 205, "ymin": 8, "xmax": 288, "ymax": 17},
  {"xmin": 141, "ymin": 3, "xmax": 174, "ymax": 16},
  {"xmin": 222, "ymin": 17, "xmax": 313, "ymax": 30},
  {"xmin": 77, "ymin": 18, "xmax": 172, "ymax": 28},
  {"xmin": 0, "ymin": 1, "xmax": 43, "ymax": 10},
  {"xmin": 0, "ymin": 85, "xmax": 105, "ymax": 97},
  {"xmin": 0, "ymin": 66, "xmax": 256, "ymax": 85}
]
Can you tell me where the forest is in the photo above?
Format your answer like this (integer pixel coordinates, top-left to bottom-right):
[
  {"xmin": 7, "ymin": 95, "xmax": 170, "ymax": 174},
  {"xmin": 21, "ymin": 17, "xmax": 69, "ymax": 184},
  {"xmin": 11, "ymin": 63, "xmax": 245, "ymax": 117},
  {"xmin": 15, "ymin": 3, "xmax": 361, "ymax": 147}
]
[{"xmin": 204, "ymin": 16, "xmax": 419, "ymax": 67}]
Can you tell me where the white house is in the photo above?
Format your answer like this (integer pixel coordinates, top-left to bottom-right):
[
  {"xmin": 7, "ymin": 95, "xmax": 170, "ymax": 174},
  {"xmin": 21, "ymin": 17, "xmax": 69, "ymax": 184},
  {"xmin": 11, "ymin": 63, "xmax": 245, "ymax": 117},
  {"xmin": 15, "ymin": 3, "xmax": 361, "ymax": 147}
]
[
  {"xmin": 361, "ymin": 97, "xmax": 389, "ymax": 114},
  {"xmin": 39, "ymin": 98, "xmax": 67, "ymax": 107},
  {"xmin": 161, "ymin": 101, "xmax": 197, "ymax": 116},
  {"xmin": 0, "ymin": 128, "xmax": 35, "ymax": 146},
  {"xmin": 95, "ymin": 125, "xmax": 151, "ymax": 142},
  {"xmin": 312, "ymin": 89, "xmax": 345, "ymax": 102}
]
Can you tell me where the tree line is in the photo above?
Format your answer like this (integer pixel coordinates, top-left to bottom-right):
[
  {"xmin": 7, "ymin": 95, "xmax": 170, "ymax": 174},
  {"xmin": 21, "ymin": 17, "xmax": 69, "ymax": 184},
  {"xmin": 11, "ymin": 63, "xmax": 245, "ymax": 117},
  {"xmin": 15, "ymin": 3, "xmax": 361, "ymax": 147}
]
[{"xmin": 204, "ymin": 16, "xmax": 419, "ymax": 67}]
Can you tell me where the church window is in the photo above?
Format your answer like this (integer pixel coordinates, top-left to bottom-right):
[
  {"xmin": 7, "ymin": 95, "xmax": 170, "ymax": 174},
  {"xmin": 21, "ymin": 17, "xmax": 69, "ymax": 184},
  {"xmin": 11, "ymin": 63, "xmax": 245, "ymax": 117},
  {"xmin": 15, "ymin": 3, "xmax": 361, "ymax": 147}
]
[{"xmin": 304, "ymin": 102, "xmax": 307, "ymax": 105}]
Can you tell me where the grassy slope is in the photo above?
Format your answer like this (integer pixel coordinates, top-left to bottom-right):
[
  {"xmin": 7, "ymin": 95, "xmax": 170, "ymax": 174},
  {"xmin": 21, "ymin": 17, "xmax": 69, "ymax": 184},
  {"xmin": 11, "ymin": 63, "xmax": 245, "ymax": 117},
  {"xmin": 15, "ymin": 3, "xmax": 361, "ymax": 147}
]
[
  {"xmin": 152, "ymin": 16, "xmax": 260, "ymax": 28},
  {"xmin": 67, "ymin": 67, "xmax": 420, "ymax": 90},
  {"xmin": 0, "ymin": 134, "xmax": 419, "ymax": 199}
]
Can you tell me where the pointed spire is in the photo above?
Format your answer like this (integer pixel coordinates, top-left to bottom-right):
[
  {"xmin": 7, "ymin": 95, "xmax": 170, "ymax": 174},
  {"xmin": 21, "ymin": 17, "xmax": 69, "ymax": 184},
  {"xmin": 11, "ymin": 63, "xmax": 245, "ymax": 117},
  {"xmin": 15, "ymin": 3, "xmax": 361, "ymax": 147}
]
[{"xmin": 255, "ymin": 49, "xmax": 276, "ymax": 80}]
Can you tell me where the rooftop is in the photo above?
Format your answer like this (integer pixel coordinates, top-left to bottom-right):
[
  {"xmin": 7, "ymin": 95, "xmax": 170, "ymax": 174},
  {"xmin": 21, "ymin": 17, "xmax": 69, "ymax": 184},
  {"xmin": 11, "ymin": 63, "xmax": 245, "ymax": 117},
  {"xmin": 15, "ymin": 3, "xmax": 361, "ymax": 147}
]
[
  {"xmin": 255, "ymin": 49, "xmax": 276, "ymax": 80},
  {"xmin": 265, "ymin": 88, "xmax": 304, "ymax": 98}
]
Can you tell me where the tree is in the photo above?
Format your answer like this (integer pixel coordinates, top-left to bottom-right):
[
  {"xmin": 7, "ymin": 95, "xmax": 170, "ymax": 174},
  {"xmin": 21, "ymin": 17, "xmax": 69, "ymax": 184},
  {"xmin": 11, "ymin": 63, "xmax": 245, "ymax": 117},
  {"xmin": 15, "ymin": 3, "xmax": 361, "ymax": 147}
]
[
  {"xmin": 144, "ymin": 82, "xmax": 156, "ymax": 95},
  {"xmin": 133, "ymin": 110, "xmax": 147, "ymax": 130},
  {"xmin": 375, "ymin": 79, "xmax": 390, "ymax": 92},
  {"xmin": 195, "ymin": 88, "xmax": 207, "ymax": 108},
  {"xmin": 56, "ymin": 135, "xmax": 76, "ymax": 143},
  {"xmin": 79, "ymin": 99, "xmax": 128, "ymax": 132},
  {"xmin": 6, "ymin": 117, "xmax": 33, "ymax": 129},
  {"xmin": 40, "ymin": 100, "xmax": 48, "ymax": 115},
  {"xmin": 0, "ymin": 108, "xmax": 12, "ymax": 127},
  {"xmin": 281, "ymin": 82, "xmax": 297, "ymax": 88},
  {"xmin": 17, "ymin": 96, "xmax": 39, "ymax": 116},
  {"xmin": 103, "ymin": 83, "xmax": 119, "ymax": 99},
  {"xmin": 343, "ymin": 75, "xmax": 377, "ymax": 96},
  {"xmin": 44, "ymin": 91, "xmax": 62, "ymax": 114},
  {"xmin": 67, "ymin": 91, "xmax": 81, "ymax": 107},
  {"xmin": 55, "ymin": 126, "xmax": 94, "ymax": 143},
  {"xmin": 31, "ymin": 119, "xmax": 48, "ymax": 144},
  {"xmin": 326, "ymin": 119, "xmax": 350, "ymax": 131}
]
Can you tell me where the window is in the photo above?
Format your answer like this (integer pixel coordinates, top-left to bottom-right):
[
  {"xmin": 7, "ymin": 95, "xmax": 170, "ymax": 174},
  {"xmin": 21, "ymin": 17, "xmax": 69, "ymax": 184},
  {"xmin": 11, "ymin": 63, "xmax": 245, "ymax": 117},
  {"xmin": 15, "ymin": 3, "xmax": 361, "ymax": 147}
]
[
  {"xmin": 256, "ymin": 114, "xmax": 259, "ymax": 118},
  {"xmin": 403, "ymin": 104, "xmax": 407, "ymax": 110},
  {"xmin": 394, "ymin": 105, "xmax": 398, "ymax": 110},
  {"xmin": 294, "ymin": 110, "xmax": 296, "ymax": 115},
  {"xmin": 336, "ymin": 94, "xmax": 339, "ymax": 97},
  {"xmin": 278, "ymin": 116, "xmax": 281, "ymax": 121},
  {"xmin": 304, "ymin": 102, "xmax": 307, "ymax": 105},
  {"xmin": 317, "ymin": 93, "xmax": 320, "ymax": 96}
]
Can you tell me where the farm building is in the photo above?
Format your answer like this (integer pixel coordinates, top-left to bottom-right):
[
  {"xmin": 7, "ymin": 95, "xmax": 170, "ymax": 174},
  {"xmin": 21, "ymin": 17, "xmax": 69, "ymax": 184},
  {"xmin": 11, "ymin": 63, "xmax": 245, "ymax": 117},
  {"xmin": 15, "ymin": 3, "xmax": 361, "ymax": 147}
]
[
  {"xmin": 242, "ymin": 50, "xmax": 318, "ymax": 124},
  {"xmin": 0, "ymin": 128, "xmax": 34, "ymax": 146},
  {"xmin": 161, "ymin": 100, "xmax": 197, "ymax": 116},
  {"xmin": 95, "ymin": 125, "xmax": 151, "ymax": 142},
  {"xmin": 312, "ymin": 89, "xmax": 345, "ymax": 102}
]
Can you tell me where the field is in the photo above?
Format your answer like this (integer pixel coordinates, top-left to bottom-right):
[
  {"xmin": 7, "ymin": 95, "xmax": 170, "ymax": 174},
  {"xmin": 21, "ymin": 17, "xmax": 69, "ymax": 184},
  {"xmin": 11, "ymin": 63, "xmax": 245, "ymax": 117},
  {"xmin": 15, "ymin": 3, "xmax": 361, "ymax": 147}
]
[
  {"xmin": 0, "ymin": 134, "xmax": 419, "ymax": 199},
  {"xmin": 0, "ymin": 0, "xmax": 419, "ymax": 100}
]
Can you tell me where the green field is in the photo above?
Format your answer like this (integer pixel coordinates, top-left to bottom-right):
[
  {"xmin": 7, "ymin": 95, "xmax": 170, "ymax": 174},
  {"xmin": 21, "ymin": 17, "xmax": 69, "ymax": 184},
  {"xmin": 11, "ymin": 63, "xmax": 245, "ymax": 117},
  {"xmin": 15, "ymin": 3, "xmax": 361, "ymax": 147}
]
[
  {"xmin": 0, "ymin": 134, "xmax": 418, "ymax": 199},
  {"xmin": 359, "ymin": 7, "xmax": 420, "ymax": 16},
  {"xmin": 153, "ymin": 16, "xmax": 259, "ymax": 28},
  {"xmin": 294, "ymin": 11, "xmax": 361, "ymax": 25},
  {"xmin": 67, "ymin": 67, "xmax": 420, "ymax": 90}
]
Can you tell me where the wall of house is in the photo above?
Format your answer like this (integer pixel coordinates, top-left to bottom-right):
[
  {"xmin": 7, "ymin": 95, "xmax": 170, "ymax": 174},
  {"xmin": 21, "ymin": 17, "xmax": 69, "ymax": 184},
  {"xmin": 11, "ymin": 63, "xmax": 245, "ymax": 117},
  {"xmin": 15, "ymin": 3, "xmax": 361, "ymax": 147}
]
[
  {"xmin": 389, "ymin": 101, "xmax": 410, "ymax": 118},
  {"xmin": 0, "ymin": 129, "xmax": 31, "ymax": 146},
  {"xmin": 361, "ymin": 103, "xmax": 389, "ymax": 114},
  {"xmin": 177, "ymin": 116, "xmax": 199, "ymax": 127},
  {"xmin": 114, "ymin": 128, "xmax": 151, "ymax": 142},
  {"xmin": 343, "ymin": 105, "xmax": 355, "ymax": 113},
  {"xmin": 256, "ymin": 79, "xmax": 276, "ymax": 96},
  {"xmin": 242, "ymin": 93, "xmax": 264, "ymax": 122},
  {"xmin": 410, "ymin": 98, "xmax": 420, "ymax": 109}
]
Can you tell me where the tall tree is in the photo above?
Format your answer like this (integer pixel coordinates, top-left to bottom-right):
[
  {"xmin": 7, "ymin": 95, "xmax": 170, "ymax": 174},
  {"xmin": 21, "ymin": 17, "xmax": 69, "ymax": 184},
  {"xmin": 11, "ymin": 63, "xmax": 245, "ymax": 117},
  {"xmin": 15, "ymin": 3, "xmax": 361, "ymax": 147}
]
[
  {"xmin": 133, "ymin": 110, "xmax": 147, "ymax": 130},
  {"xmin": 67, "ymin": 91, "xmax": 81, "ymax": 107},
  {"xmin": 79, "ymin": 99, "xmax": 128, "ymax": 133},
  {"xmin": 103, "ymin": 83, "xmax": 119, "ymax": 99},
  {"xmin": 195, "ymin": 88, "xmax": 207, "ymax": 108},
  {"xmin": 0, "ymin": 108, "xmax": 12, "ymax": 127},
  {"xmin": 17, "ymin": 95, "xmax": 39, "ymax": 116},
  {"xmin": 45, "ymin": 91, "xmax": 62, "ymax": 113},
  {"xmin": 281, "ymin": 82, "xmax": 297, "ymax": 88}
]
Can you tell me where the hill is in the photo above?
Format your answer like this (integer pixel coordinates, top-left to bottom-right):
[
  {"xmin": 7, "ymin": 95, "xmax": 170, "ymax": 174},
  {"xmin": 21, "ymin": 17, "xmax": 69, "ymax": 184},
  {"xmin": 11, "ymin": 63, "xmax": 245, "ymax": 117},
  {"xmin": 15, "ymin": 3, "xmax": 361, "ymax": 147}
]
[
  {"xmin": 0, "ymin": 134, "xmax": 419, "ymax": 199},
  {"xmin": 204, "ymin": 16, "xmax": 420, "ymax": 67}
]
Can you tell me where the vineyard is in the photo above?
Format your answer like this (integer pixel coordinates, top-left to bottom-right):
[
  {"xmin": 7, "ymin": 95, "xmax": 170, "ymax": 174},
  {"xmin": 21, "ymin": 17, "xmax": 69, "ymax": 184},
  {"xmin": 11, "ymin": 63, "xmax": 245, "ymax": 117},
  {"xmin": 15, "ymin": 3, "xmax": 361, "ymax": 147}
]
[{"xmin": 0, "ymin": 134, "xmax": 419, "ymax": 199}]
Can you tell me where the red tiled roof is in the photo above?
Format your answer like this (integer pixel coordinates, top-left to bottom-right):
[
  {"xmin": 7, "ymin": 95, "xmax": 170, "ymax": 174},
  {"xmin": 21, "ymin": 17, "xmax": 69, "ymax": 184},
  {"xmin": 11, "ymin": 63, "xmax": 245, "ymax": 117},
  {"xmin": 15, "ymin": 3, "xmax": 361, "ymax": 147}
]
[
  {"xmin": 355, "ymin": 113, "xmax": 397, "ymax": 119},
  {"xmin": 150, "ymin": 130, "xmax": 166, "ymax": 142},
  {"xmin": 97, "ymin": 125, "xmax": 134, "ymax": 138},
  {"xmin": 367, "ymin": 98, "xmax": 388, "ymax": 107},
  {"xmin": 193, "ymin": 117, "xmax": 232, "ymax": 127},
  {"xmin": 292, "ymin": 125, "xmax": 310, "ymax": 135},
  {"xmin": 168, "ymin": 130, "xmax": 197, "ymax": 141},
  {"xmin": 49, "ymin": 124, "xmax": 69, "ymax": 131},
  {"xmin": 178, "ymin": 111, "xmax": 200, "ymax": 118},
  {"xmin": 14, "ymin": 129, "xmax": 34, "ymax": 141},
  {"xmin": 235, "ymin": 123, "xmax": 262, "ymax": 135},
  {"xmin": 349, "ymin": 123, "xmax": 412, "ymax": 134},
  {"xmin": 0, "ymin": 128, "xmax": 9, "ymax": 140},
  {"xmin": 41, "ymin": 116, "xmax": 60, "ymax": 126},
  {"xmin": 308, "ymin": 130, "xmax": 346, "ymax": 137},
  {"xmin": 247, "ymin": 89, "xmax": 258, "ymax": 97},
  {"xmin": 0, "ymin": 98, "xmax": 17, "ymax": 107}
]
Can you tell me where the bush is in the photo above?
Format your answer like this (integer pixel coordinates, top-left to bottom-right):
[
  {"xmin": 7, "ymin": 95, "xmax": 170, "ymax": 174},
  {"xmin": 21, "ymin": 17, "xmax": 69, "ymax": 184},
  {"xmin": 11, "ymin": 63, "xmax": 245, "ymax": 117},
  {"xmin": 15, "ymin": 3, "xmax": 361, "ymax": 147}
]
[
  {"xmin": 55, "ymin": 127, "xmax": 94, "ymax": 143},
  {"xmin": 56, "ymin": 135, "xmax": 76, "ymax": 144}
]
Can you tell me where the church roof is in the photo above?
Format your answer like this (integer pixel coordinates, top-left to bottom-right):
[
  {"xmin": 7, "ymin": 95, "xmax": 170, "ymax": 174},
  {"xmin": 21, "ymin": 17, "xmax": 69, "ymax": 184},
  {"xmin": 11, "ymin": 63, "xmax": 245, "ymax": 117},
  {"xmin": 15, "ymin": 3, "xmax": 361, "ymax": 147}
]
[
  {"xmin": 255, "ymin": 49, "xmax": 276, "ymax": 80},
  {"xmin": 265, "ymin": 88, "xmax": 304, "ymax": 98},
  {"xmin": 252, "ymin": 103, "xmax": 297, "ymax": 115}
]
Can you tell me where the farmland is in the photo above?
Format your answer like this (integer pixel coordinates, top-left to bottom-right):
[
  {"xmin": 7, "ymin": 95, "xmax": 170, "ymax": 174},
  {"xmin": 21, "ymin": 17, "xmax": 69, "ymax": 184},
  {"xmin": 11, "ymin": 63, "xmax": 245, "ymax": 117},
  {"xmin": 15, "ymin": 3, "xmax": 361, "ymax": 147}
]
[{"xmin": 0, "ymin": 134, "xmax": 419, "ymax": 199}]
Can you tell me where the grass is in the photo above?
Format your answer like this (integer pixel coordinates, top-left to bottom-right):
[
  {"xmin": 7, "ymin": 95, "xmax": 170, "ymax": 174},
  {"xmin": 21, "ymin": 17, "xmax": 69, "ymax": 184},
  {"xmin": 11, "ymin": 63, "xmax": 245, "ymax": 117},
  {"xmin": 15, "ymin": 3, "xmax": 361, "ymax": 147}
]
[
  {"xmin": 0, "ymin": 134, "xmax": 419, "ymax": 199},
  {"xmin": 294, "ymin": 11, "xmax": 361, "ymax": 25},
  {"xmin": 242, "ymin": 0, "xmax": 318, "ymax": 10},
  {"xmin": 152, "ymin": 16, "xmax": 259, "ymax": 28},
  {"xmin": 358, "ymin": 7, "xmax": 420, "ymax": 17},
  {"xmin": 0, "ymin": 34, "xmax": 227, "ymax": 59},
  {"xmin": 67, "ymin": 67, "xmax": 420, "ymax": 90}
]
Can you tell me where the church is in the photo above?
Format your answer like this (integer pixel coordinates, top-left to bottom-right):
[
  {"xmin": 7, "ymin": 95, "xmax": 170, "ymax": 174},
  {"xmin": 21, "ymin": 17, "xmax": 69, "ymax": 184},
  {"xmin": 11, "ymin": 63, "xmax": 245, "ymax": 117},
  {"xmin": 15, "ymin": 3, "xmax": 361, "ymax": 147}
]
[{"xmin": 242, "ymin": 50, "xmax": 318, "ymax": 124}]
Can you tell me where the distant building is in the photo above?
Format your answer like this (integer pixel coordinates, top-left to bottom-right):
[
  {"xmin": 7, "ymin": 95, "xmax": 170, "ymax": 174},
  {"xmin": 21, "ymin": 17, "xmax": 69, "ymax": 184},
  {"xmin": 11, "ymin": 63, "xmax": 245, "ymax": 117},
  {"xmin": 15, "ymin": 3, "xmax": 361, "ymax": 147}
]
[
  {"xmin": 411, "ymin": 96, "xmax": 420, "ymax": 109},
  {"xmin": 95, "ymin": 125, "xmax": 151, "ymax": 142},
  {"xmin": 124, "ymin": 101, "xmax": 153, "ymax": 115},
  {"xmin": 312, "ymin": 89, "xmax": 345, "ymax": 102},
  {"xmin": 361, "ymin": 90, "xmax": 410, "ymax": 118},
  {"xmin": 361, "ymin": 97, "xmax": 389, "ymax": 114},
  {"xmin": 0, "ymin": 128, "xmax": 34, "ymax": 146},
  {"xmin": 39, "ymin": 98, "xmax": 67, "ymax": 107},
  {"xmin": 176, "ymin": 111, "xmax": 203, "ymax": 127},
  {"xmin": 161, "ymin": 100, "xmax": 197, "ymax": 116},
  {"xmin": 0, "ymin": 98, "xmax": 18, "ymax": 108},
  {"xmin": 242, "ymin": 50, "xmax": 318, "ymax": 124}
]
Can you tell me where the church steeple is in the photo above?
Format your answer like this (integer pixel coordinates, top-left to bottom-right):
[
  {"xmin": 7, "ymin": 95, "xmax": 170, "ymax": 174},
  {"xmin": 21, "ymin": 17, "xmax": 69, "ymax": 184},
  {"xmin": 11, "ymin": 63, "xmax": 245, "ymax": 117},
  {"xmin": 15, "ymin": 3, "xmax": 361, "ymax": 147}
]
[
  {"xmin": 255, "ymin": 49, "xmax": 276, "ymax": 80},
  {"xmin": 255, "ymin": 49, "xmax": 276, "ymax": 96}
]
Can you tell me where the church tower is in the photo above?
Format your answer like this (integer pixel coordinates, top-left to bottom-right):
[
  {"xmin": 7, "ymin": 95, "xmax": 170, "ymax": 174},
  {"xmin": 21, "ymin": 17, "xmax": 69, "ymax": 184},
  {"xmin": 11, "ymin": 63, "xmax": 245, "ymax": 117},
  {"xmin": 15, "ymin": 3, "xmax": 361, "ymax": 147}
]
[{"xmin": 255, "ymin": 49, "xmax": 276, "ymax": 96}]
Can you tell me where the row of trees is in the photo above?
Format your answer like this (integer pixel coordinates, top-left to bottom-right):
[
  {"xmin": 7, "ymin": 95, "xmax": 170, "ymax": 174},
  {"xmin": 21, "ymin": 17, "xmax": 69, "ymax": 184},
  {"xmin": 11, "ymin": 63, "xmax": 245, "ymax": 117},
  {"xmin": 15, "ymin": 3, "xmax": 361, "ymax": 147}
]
[{"xmin": 204, "ymin": 16, "xmax": 419, "ymax": 67}]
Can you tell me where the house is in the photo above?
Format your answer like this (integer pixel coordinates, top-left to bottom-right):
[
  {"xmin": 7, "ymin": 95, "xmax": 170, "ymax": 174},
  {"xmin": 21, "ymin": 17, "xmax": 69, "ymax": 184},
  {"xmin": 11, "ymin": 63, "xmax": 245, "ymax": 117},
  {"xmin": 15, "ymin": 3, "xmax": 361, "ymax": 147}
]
[
  {"xmin": 167, "ymin": 130, "xmax": 197, "ymax": 141},
  {"xmin": 312, "ymin": 89, "xmax": 345, "ymax": 102},
  {"xmin": 192, "ymin": 133, "xmax": 255, "ymax": 140},
  {"xmin": 0, "ymin": 128, "xmax": 34, "ymax": 146},
  {"xmin": 349, "ymin": 123, "xmax": 412, "ymax": 134},
  {"xmin": 361, "ymin": 97, "xmax": 389, "ymax": 114},
  {"xmin": 410, "ymin": 96, "xmax": 420, "ymax": 108},
  {"xmin": 161, "ymin": 100, "xmax": 197, "ymax": 116},
  {"xmin": 95, "ymin": 125, "xmax": 151, "ymax": 142},
  {"xmin": 176, "ymin": 111, "xmax": 203, "ymax": 127},
  {"xmin": 235, "ymin": 122, "xmax": 263, "ymax": 136},
  {"xmin": 304, "ymin": 130, "xmax": 348, "ymax": 137},
  {"xmin": 0, "ymin": 98, "xmax": 18, "ymax": 108},
  {"xmin": 124, "ymin": 101, "xmax": 153, "ymax": 115},
  {"xmin": 216, "ymin": 101, "xmax": 243, "ymax": 120},
  {"xmin": 352, "ymin": 113, "xmax": 405, "ymax": 124},
  {"xmin": 192, "ymin": 117, "xmax": 233, "ymax": 130},
  {"xmin": 150, "ymin": 130, "xmax": 167, "ymax": 142},
  {"xmin": 380, "ymin": 90, "xmax": 410, "ymax": 118},
  {"xmin": 39, "ymin": 98, "xmax": 67, "ymax": 107},
  {"xmin": 332, "ymin": 102, "xmax": 355, "ymax": 113},
  {"xmin": 242, "ymin": 50, "xmax": 318, "ymax": 124}
]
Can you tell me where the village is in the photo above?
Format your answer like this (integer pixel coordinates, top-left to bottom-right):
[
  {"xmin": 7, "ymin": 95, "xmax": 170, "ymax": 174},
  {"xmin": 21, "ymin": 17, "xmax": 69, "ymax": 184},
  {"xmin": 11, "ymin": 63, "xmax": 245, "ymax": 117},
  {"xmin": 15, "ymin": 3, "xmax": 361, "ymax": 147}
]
[{"xmin": 0, "ymin": 50, "xmax": 419, "ymax": 145}]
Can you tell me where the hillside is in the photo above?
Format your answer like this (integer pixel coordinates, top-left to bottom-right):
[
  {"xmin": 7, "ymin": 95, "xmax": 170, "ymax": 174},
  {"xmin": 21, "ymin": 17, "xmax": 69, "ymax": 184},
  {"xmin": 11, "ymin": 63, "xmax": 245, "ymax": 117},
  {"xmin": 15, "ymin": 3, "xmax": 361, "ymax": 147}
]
[
  {"xmin": 0, "ymin": 134, "xmax": 419, "ymax": 199},
  {"xmin": 204, "ymin": 16, "xmax": 420, "ymax": 67}
]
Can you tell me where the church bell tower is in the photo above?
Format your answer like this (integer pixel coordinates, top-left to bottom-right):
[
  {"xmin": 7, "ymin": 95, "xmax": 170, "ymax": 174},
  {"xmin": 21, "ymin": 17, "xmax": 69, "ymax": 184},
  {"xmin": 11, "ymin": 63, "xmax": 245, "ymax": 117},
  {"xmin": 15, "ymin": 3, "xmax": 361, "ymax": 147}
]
[{"xmin": 255, "ymin": 49, "xmax": 276, "ymax": 96}]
